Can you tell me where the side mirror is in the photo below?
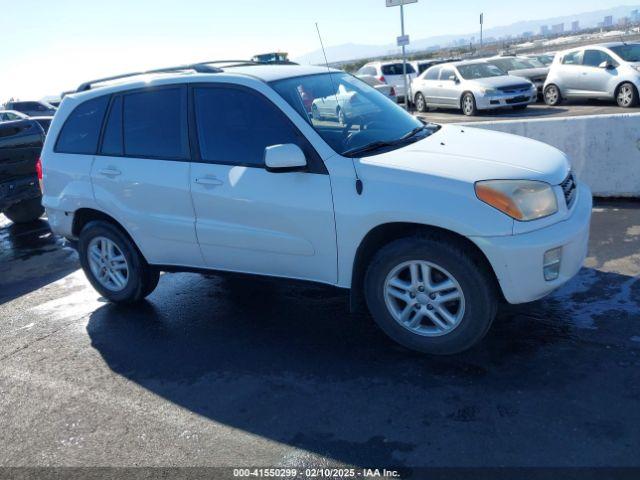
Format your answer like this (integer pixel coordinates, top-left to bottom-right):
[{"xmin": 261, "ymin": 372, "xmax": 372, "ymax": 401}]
[
  {"xmin": 599, "ymin": 60, "xmax": 615, "ymax": 70},
  {"xmin": 448, "ymin": 75, "xmax": 458, "ymax": 82},
  {"xmin": 264, "ymin": 144, "xmax": 307, "ymax": 172}
]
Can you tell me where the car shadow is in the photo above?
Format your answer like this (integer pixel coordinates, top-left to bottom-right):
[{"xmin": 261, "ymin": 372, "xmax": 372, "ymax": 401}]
[
  {"xmin": 0, "ymin": 217, "xmax": 79, "ymax": 304},
  {"xmin": 86, "ymin": 266, "xmax": 640, "ymax": 467}
]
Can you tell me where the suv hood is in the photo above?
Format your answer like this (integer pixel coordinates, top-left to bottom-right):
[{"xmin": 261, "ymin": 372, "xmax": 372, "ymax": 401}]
[{"xmin": 360, "ymin": 124, "xmax": 570, "ymax": 185}]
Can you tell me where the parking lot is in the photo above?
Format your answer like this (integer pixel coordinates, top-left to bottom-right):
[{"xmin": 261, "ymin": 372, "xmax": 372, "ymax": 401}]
[
  {"xmin": 0, "ymin": 200, "xmax": 638, "ymax": 468},
  {"xmin": 415, "ymin": 99, "xmax": 639, "ymax": 123}
]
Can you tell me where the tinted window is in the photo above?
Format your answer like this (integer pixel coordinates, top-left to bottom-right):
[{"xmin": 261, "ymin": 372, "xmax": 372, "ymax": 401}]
[
  {"xmin": 381, "ymin": 63, "xmax": 416, "ymax": 75},
  {"xmin": 583, "ymin": 50, "xmax": 615, "ymax": 67},
  {"xmin": 457, "ymin": 63, "xmax": 504, "ymax": 80},
  {"xmin": 562, "ymin": 51, "xmax": 583, "ymax": 65},
  {"xmin": 610, "ymin": 44, "xmax": 640, "ymax": 62},
  {"xmin": 123, "ymin": 87, "xmax": 188, "ymax": 159},
  {"xmin": 195, "ymin": 87, "xmax": 315, "ymax": 167},
  {"xmin": 424, "ymin": 67, "xmax": 441, "ymax": 80},
  {"xmin": 101, "ymin": 96, "xmax": 123, "ymax": 156},
  {"xmin": 55, "ymin": 96, "xmax": 109, "ymax": 154}
]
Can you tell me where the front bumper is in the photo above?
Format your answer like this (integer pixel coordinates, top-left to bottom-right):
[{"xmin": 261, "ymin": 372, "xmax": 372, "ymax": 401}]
[
  {"xmin": 476, "ymin": 90, "xmax": 537, "ymax": 110},
  {"xmin": 471, "ymin": 182, "xmax": 592, "ymax": 304}
]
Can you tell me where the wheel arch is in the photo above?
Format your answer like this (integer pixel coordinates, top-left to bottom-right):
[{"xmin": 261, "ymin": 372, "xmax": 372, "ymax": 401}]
[
  {"xmin": 614, "ymin": 80, "xmax": 638, "ymax": 98},
  {"xmin": 349, "ymin": 222, "xmax": 502, "ymax": 312}
]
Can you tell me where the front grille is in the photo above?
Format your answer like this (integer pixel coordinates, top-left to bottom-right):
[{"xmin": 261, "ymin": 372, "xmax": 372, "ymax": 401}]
[
  {"xmin": 498, "ymin": 84, "xmax": 531, "ymax": 93},
  {"xmin": 506, "ymin": 96, "xmax": 529, "ymax": 104},
  {"xmin": 561, "ymin": 172, "xmax": 577, "ymax": 209}
]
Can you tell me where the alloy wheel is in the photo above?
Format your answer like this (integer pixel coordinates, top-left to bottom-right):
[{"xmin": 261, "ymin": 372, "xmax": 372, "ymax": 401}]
[
  {"xmin": 87, "ymin": 236, "xmax": 130, "ymax": 292},
  {"xmin": 384, "ymin": 260, "xmax": 466, "ymax": 337},
  {"xmin": 618, "ymin": 84, "xmax": 634, "ymax": 107}
]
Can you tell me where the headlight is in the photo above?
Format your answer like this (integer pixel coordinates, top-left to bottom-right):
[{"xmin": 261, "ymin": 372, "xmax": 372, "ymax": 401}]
[
  {"xmin": 530, "ymin": 83, "xmax": 538, "ymax": 89},
  {"xmin": 475, "ymin": 180, "xmax": 558, "ymax": 221},
  {"xmin": 479, "ymin": 87, "xmax": 499, "ymax": 95}
]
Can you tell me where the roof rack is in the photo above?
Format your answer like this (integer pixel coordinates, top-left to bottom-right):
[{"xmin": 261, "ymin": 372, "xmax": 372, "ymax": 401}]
[
  {"xmin": 75, "ymin": 63, "xmax": 223, "ymax": 92},
  {"xmin": 75, "ymin": 59, "xmax": 300, "ymax": 93}
]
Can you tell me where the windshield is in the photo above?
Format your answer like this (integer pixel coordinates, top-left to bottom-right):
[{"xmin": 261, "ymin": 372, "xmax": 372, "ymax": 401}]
[
  {"xmin": 457, "ymin": 63, "xmax": 505, "ymax": 79},
  {"xmin": 271, "ymin": 72, "xmax": 432, "ymax": 157},
  {"xmin": 610, "ymin": 44, "xmax": 640, "ymax": 62}
]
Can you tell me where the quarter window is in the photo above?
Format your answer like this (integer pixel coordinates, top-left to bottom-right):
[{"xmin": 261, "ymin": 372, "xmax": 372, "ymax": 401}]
[
  {"xmin": 122, "ymin": 87, "xmax": 189, "ymax": 159},
  {"xmin": 55, "ymin": 96, "xmax": 109, "ymax": 154},
  {"xmin": 194, "ymin": 87, "xmax": 311, "ymax": 168},
  {"xmin": 562, "ymin": 51, "xmax": 583, "ymax": 65}
]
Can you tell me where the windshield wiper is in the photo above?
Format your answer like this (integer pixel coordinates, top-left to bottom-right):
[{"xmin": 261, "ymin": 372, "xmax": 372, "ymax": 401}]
[{"xmin": 343, "ymin": 125, "xmax": 432, "ymax": 158}]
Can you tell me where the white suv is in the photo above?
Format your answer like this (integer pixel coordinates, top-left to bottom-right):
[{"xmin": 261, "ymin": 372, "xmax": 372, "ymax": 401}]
[
  {"xmin": 356, "ymin": 61, "xmax": 417, "ymax": 102},
  {"xmin": 42, "ymin": 61, "xmax": 592, "ymax": 355}
]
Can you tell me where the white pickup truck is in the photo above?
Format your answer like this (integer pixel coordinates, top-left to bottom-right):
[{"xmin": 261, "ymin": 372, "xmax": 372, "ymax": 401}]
[{"xmin": 41, "ymin": 62, "xmax": 591, "ymax": 354}]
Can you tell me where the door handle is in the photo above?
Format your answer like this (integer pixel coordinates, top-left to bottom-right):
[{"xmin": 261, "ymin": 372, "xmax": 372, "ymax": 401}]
[
  {"xmin": 195, "ymin": 176, "xmax": 223, "ymax": 187},
  {"xmin": 99, "ymin": 167, "xmax": 121, "ymax": 177}
]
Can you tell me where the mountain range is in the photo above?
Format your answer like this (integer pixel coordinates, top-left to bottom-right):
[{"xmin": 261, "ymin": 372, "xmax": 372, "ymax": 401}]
[{"xmin": 294, "ymin": 5, "xmax": 640, "ymax": 64}]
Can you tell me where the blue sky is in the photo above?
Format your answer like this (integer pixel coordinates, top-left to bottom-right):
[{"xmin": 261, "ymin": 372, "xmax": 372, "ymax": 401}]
[{"xmin": 1, "ymin": 0, "xmax": 633, "ymax": 99}]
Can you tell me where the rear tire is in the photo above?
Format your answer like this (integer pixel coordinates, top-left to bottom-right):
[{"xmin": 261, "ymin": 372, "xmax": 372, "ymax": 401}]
[
  {"xmin": 3, "ymin": 198, "xmax": 44, "ymax": 224},
  {"xmin": 616, "ymin": 82, "xmax": 638, "ymax": 108},
  {"xmin": 544, "ymin": 84, "xmax": 562, "ymax": 106},
  {"xmin": 78, "ymin": 221, "xmax": 160, "ymax": 303},
  {"xmin": 364, "ymin": 235, "xmax": 498, "ymax": 355},
  {"xmin": 415, "ymin": 92, "xmax": 428, "ymax": 113},
  {"xmin": 461, "ymin": 93, "xmax": 478, "ymax": 116}
]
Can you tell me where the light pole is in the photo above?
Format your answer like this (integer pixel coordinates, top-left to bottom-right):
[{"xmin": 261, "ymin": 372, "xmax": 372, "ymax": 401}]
[
  {"xmin": 480, "ymin": 13, "xmax": 484, "ymax": 52},
  {"xmin": 386, "ymin": 0, "xmax": 417, "ymax": 110}
]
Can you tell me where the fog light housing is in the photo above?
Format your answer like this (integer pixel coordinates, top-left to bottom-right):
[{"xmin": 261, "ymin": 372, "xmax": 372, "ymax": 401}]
[{"xmin": 543, "ymin": 247, "xmax": 562, "ymax": 281}]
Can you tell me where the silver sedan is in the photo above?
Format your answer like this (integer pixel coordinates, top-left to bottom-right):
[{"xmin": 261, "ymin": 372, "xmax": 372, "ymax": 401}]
[{"xmin": 411, "ymin": 61, "xmax": 538, "ymax": 116}]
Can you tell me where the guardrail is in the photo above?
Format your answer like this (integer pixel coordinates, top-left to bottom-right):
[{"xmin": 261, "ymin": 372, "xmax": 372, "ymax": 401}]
[{"xmin": 459, "ymin": 113, "xmax": 640, "ymax": 197}]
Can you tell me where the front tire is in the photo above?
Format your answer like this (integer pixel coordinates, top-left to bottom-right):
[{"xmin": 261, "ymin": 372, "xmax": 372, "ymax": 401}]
[
  {"xmin": 616, "ymin": 82, "xmax": 638, "ymax": 108},
  {"xmin": 364, "ymin": 236, "xmax": 497, "ymax": 355},
  {"xmin": 415, "ymin": 92, "xmax": 428, "ymax": 113},
  {"xmin": 544, "ymin": 84, "xmax": 562, "ymax": 106},
  {"xmin": 78, "ymin": 221, "xmax": 160, "ymax": 303},
  {"xmin": 3, "ymin": 198, "xmax": 44, "ymax": 224},
  {"xmin": 461, "ymin": 93, "xmax": 478, "ymax": 116}
]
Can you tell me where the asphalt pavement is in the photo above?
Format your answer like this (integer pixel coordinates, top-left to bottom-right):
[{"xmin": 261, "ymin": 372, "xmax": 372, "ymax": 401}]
[
  {"xmin": 415, "ymin": 99, "xmax": 640, "ymax": 124},
  {"xmin": 0, "ymin": 202, "xmax": 639, "ymax": 469}
]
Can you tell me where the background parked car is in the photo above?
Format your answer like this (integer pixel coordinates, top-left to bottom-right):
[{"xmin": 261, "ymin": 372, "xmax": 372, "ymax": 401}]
[
  {"xmin": 31, "ymin": 116, "xmax": 54, "ymax": 134},
  {"xmin": 543, "ymin": 42, "xmax": 640, "ymax": 108},
  {"xmin": 410, "ymin": 58, "xmax": 447, "ymax": 75},
  {"xmin": 356, "ymin": 74, "xmax": 398, "ymax": 102},
  {"xmin": 0, "ymin": 119, "xmax": 45, "ymax": 223},
  {"xmin": 411, "ymin": 60, "xmax": 537, "ymax": 116},
  {"xmin": 356, "ymin": 60, "xmax": 417, "ymax": 103},
  {"xmin": 4, "ymin": 100, "xmax": 57, "ymax": 117},
  {"xmin": 486, "ymin": 55, "xmax": 549, "ymax": 94},
  {"xmin": 0, "ymin": 110, "xmax": 28, "ymax": 122},
  {"xmin": 525, "ymin": 53, "xmax": 556, "ymax": 67}
]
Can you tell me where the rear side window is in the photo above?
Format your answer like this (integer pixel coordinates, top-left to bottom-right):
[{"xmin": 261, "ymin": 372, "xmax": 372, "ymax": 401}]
[
  {"xmin": 122, "ymin": 87, "xmax": 188, "ymax": 159},
  {"xmin": 194, "ymin": 86, "xmax": 311, "ymax": 168},
  {"xmin": 55, "ymin": 96, "xmax": 109, "ymax": 154},
  {"xmin": 424, "ymin": 67, "xmax": 441, "ymax": 80},
  {"xmin": 101, "ymin": 96, "xmax": 123, "ymax": 156},
  {"xmin": 381, "ymin": 63, "xmax": 416, "ymax": 75}
]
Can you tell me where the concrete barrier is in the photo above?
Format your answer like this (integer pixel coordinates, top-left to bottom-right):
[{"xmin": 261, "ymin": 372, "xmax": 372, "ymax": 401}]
[{"xmin": 460, "ymin": 113, "xmax": 640, "ymax": 197}]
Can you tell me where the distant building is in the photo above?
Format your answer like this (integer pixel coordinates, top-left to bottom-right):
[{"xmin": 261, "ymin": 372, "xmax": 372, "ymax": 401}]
[
  {"xmin": 551, "ymin": 23, "xmax": 564, "ymax": 34},
  {"xmin": 571, "ymin": 21, "xmax": 580, "ymax": 32},
  {"xmin": 618, "ymin": 16, "xmax": 630, "ymax": 27},
  {"xmin": 522, "ymin": 31, "xmax": 534, "ymax": 38},
  {"xmin": 603, "ymin": 15, "xmax": 614, "ymax": 27},
  {"xmin": 540, "ymin": 25, "xmax": 550, "ymax": 35},
  {"xmin": 632, "ymin": 9, "xmax": 640, "ymax": 22}
]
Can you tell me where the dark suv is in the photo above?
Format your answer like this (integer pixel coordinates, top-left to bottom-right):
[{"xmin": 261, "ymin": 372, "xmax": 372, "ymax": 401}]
[
  {"xmin": 4, "ymin": 101, "xmax": 57, "ymax": 117},
  {"xmin": 0, "ymin": 119, "xmax": 45, "ymax": 223}
]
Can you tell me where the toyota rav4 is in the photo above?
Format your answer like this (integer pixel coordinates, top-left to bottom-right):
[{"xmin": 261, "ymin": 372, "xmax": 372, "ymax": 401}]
[{"xmin": 41, "ymin": 61, "xmax": 592, "ymax": 355}]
